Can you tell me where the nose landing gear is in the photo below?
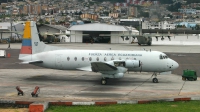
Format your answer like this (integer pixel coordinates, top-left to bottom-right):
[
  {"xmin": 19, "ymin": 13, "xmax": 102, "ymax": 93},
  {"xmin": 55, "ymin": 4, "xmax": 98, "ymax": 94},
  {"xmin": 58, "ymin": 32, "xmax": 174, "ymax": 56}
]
[
  {"xmin": 151, "ymin": 72, "xmax": 158, "ymax": 83},
  {"xmin": 101, "ymin": 78, "xmax": 107, "ymax": 85}
]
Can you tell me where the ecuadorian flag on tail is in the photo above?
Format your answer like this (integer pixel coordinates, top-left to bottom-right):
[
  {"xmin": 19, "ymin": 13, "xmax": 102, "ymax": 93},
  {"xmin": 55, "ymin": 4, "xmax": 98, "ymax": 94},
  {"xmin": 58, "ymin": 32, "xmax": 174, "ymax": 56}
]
[{"xmin": 20, "ymin": 21, "xmax": 32, "ymax": 55}]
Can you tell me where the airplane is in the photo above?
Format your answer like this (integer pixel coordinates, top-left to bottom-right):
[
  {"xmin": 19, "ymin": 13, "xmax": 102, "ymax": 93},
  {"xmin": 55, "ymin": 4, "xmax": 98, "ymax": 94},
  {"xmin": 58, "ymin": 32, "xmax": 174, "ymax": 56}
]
[
  {"xmin": 99, "ymin": 33, "xmax": 174, "ymax": 46},
  {"xmin": 19, "ymin": 21, "xmax": 179, "ymax": 85}
]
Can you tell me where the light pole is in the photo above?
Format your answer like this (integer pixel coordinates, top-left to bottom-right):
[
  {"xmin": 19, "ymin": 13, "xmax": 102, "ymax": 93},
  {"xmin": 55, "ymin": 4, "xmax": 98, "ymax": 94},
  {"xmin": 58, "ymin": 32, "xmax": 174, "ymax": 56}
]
[{"xmin": 8, "ymin": 6, "xmax": 12, "ymax": 49}]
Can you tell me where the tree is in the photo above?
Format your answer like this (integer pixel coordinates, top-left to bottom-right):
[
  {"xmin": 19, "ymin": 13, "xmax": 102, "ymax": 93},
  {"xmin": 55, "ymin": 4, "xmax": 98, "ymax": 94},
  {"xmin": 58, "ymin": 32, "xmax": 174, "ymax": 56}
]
[
  {"xmin": 167, "ymin": 14, "xmax": 173, "ymax": 19},
  {"xmin": 140, "ymin": 12, "xmax": 149, "ymax": 18},
  {"xmin": 167, "ymin": 2, "xmax": 181, "ymax": 12}
]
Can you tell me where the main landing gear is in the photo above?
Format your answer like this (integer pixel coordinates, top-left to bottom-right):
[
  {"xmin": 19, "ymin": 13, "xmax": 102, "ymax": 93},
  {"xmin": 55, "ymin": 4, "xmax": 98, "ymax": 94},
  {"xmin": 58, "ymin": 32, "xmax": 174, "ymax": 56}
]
[
  {"xmin": 152, "ymin": 72, "xmax": 158, "ymax": 83},
  {"xmin": 101, "ymin": 78, "xmax": 107, "ymax": 85}
]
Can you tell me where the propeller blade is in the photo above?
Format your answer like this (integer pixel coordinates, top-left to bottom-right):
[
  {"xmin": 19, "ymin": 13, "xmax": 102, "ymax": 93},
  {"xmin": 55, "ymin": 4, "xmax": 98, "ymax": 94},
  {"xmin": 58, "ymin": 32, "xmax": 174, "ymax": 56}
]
[{"xmin": 140, "ymin": 61, "xmax": 142, "ymax": 73}]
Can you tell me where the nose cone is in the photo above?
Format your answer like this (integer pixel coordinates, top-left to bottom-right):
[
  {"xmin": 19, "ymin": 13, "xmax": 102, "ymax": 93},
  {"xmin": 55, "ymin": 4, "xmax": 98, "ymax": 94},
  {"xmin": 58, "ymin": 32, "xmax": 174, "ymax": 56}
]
[{"xmin": 173, "ymin": 60, "xmax": 179, "ymax": 69}]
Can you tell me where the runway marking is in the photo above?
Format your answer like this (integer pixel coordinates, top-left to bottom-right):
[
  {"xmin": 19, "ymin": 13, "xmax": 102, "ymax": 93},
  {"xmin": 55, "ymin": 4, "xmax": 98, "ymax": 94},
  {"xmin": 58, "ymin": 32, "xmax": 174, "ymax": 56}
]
[
  {"xmin": 179, "ymin": 80, "xmax": 186, "ymax": 96},
  {"xmin": 5, "ymin": 92, "xmax": 16, "ymax": 97},
  {"xmin": 124, "ymin": 76, "xmax": 151, "ymax": 96}
]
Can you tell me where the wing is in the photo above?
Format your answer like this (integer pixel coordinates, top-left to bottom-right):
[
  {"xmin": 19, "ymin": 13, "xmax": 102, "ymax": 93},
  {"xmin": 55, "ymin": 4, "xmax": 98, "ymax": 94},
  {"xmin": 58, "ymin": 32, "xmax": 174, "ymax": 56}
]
[
  {"xmin": 76, "ymin": 62, "xmax": 117, "ymax": 72},
  {"xmin": 91, "ymin": 62, "xmax": 117, "ymax": 72}
]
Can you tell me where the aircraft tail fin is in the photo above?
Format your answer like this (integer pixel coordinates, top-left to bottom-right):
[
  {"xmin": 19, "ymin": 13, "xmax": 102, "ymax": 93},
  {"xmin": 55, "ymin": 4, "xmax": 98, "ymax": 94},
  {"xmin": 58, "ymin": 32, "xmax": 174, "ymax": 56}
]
[{"xmin": 19, "ymin": 21, "xmax": 46, "ymax": 59}]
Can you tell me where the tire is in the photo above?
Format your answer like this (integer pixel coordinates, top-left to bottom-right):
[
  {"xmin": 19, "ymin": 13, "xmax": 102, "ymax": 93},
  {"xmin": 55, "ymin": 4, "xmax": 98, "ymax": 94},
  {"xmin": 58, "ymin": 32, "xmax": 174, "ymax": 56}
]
[
  {"xmin": 138, "ymin": 43, "xmax": 141, "ymax": 46},
  {"xmin": 194, "ymin": 78, "xmax": 197, "ymax": 81},
  {"xmin": 147, "ymin": 42, "xmax": 152, "ymax": 46},
  {"xmin": 152, "ymin": 78, "xmax": 158, "ymax": 83},
  {"xmin": 182, "ymin": 77, "xmax": 186, "ymax": 81},
  {"xmin": 101, "ymin": 79, "xmax": 107, "ymax": 85}
]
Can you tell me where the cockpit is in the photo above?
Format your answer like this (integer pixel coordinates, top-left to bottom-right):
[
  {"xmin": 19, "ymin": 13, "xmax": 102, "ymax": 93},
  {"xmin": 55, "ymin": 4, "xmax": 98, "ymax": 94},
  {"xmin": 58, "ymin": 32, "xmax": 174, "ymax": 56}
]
[{"xmin": 159, "ymin": 54, "xmax": 168, "ymax": 59}]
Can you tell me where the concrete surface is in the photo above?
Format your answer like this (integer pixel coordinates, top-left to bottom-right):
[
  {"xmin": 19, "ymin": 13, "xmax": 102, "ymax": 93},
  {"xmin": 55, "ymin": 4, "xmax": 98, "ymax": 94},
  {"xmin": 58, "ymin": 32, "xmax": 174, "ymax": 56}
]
[
  {"xmin": 0, "ymin": 69, "xmax": 199, "ymax": 102},
  {"xmin": 0, "ymin": 43, "xmax": 199, "ymax": 102},
  {"xmin": 0, "ymin": 43, "xmax": 200, "ymax": 53}
]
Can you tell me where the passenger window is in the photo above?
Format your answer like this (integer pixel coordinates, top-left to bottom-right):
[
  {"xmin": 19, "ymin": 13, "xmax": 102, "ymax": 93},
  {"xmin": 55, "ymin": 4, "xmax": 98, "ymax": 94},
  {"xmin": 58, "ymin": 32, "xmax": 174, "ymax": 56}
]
[
  {"xmin": 104, "ymin": 57, "xmax": 107, "ymax": 61},
  {"xmin": 96, "ymin": 57, "xmax": 99, "ymax": 61},
  {"xmin": 89, "ymin": 57, "xmax": 92, "ymax": 61},
  {"xmin": 74, "ymin": 57, "xmax": 77, "ymax": 61},
  {"xmin": 82, "ymin": 57, "xmax": 84, "ymax": 61},
  {"xmin": 67, "ymin": 57, "xmax": 70, "ymax": 61}
]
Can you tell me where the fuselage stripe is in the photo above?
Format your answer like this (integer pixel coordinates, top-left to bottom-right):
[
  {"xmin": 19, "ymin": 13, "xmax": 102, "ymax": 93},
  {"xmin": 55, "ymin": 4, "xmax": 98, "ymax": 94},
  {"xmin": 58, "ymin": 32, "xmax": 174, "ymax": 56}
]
[
  {"xmin": 20, "ymin": 46, "xmax": 32, "ymax": 54},
  {"xmin": 22, "ymin": 39, "xmax": 31, "ymax": 46}
]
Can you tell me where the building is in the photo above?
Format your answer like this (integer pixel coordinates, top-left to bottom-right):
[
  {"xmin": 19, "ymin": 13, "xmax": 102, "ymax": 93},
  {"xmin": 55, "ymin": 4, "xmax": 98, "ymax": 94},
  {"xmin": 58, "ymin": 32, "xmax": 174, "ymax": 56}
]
[
  {"xmin": 68, "ymin": 23, "xmax": 136, "ymax": 44},
  {"xmin": 38, "ymin": 24, "xmax": 69, "ymax": 42},
  {"xmin": 178, "ymin": 8, "xmax": 196, "ymax": 14},
  {"xmin": 175, "ymin": 21, "xmax": 196, "ymax": 29},
  {"xmin": 0, "ymin": 22, "xmax": 24, "ymax": 42},
  {"xmin": 119, "ymin": 18, "xmax": 141, "ymax": 28},
  {"xmin": 142, "ymin": 21, "xmax": 176, "ymax": 29},
  {"xmin": 80, "ymin": 13, "xmax": 98, "ymax": 21}
]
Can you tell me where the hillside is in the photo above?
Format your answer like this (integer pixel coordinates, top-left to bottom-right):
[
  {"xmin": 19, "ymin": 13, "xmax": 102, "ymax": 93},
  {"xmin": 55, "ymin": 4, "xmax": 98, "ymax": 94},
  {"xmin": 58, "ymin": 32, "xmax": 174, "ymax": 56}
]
[
  {"xmin": 185, "ymin": 0, "xmax": 200, "ymax": 4},
  {"xmin": 94, "ymin": 0, "xmax": 199, "ymax": 4}
]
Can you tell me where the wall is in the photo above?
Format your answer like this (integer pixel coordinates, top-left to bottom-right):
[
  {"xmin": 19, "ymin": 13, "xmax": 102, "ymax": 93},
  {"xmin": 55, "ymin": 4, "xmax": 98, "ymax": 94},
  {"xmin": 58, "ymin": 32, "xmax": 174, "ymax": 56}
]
[
  {"xmin": 111, "ymin": 31, "xmax": 130, "ymax": 44},
  {"xmin": 70, "ymin": 31, "xmax": 83, "ymax": 42}
]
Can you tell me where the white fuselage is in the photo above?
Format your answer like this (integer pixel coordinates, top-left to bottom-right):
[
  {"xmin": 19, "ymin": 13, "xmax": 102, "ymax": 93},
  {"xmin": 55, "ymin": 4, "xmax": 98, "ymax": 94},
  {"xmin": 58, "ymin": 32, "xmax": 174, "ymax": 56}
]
[{"xmin": 22, "ymin": 49, "xmax": 178, "ymax": 73}]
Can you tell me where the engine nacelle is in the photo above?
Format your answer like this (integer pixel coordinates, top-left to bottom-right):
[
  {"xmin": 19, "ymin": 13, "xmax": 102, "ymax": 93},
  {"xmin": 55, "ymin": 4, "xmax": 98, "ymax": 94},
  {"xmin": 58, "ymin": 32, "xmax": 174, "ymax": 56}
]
[
  {"xmin": 113, "ymin": 73, "xmax": 124, "ymax": 78},
  {"xmin": 125, "ymin": 60, "xmax": 140, "ymax": 68},
  {"xmin": 101, "ymin": 73, "xmax": 124, "ymax": 78}
]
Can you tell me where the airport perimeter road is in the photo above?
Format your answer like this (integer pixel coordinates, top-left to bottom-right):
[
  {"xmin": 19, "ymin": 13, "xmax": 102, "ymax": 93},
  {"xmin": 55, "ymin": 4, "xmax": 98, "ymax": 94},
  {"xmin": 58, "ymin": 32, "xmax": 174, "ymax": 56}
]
[
  {"xmin": 0, "ymin": 69, "xmax": 199, "ymax": 102},
  {"xmin": 0, "ymin": 43, "xmax": 200, "ymax": 53}
]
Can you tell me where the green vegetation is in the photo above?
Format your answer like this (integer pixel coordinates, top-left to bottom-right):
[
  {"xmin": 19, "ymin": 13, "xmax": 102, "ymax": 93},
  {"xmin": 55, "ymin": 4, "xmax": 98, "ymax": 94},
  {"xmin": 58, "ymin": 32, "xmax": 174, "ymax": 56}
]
[
  {"xmin": 0, "ymin": 0, "xmax": 12, "ymax": 4},
  {"xmin": 185, "ymin": 0, "xmax": 200, "ymax": 4},
  {"xmin": 140, "ymin": 11, "xmax": 149, "ymax": 18},
  {"xmin": 94, "ymin": 0, "xmax": 122, "ymax": 3},
  {"xmin": 46, "ymin": 101, "xmax": 200, "ymax": 112},
  {"xmin": 153, "ymin": 0, "xmax": 173, "ymax": 4},
  {"xmin": 167, "ymin": 2, "xmax": 181, "ymax": 12}
]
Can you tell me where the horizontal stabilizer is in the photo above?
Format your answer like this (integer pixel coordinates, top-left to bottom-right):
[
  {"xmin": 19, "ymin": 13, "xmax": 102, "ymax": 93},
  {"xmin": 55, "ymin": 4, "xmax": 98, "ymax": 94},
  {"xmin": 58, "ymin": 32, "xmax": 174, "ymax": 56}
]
[{"xmin": 20, "ymin": 60, "xmax": 43, "ymax": 64}]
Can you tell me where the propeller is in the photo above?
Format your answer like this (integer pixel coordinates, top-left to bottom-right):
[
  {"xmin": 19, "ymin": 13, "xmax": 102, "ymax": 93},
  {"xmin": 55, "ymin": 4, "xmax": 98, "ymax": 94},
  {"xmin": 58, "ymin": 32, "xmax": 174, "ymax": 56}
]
[{"xmin": 139, "ymin": 61, "xmax": 143, "ymax": 73}]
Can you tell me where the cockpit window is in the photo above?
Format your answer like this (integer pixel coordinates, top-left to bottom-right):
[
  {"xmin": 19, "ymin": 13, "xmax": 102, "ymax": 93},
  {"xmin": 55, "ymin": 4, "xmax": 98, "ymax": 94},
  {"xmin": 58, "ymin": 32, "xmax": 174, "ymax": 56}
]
[
  {"xmin": 160, "ymin": 54, "xmax": 163, "ymax": 59},
  {"xmin": 160, "ymin": 54, "xmax": 168, "ymax": 59}
]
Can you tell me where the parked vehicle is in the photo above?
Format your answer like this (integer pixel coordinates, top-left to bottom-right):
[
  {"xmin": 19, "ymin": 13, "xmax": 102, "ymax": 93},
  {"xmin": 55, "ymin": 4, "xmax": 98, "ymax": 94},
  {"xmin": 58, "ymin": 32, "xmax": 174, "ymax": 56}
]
[
  {"xmin": 182, "ymin": 69, "xmax": 197, "ymax": 81},
  {"xmin": 0, "ymin": 50, "xmax": 6, "ymax": 58}
]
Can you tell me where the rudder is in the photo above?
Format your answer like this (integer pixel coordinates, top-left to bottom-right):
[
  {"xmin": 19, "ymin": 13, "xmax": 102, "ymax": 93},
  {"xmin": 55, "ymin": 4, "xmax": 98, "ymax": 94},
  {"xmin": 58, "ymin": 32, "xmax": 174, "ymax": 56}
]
[{"xmin": 19, "ymin": 21, "xmax": 46, "ymax": 59}]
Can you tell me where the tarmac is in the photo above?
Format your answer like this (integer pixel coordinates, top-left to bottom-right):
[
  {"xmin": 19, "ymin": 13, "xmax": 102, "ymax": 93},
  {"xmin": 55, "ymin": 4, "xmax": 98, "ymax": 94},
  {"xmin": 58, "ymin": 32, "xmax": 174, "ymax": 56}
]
[{"xmin": 0, "ymin": 43, "xmax": 200, "ymax": 103}]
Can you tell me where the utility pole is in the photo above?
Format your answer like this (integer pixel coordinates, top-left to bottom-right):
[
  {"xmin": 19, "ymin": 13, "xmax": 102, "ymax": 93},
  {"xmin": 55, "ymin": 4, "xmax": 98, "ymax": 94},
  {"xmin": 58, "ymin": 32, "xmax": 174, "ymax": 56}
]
[{"xmin": 8, "ymin": 4, "xmax": 12, "ymax": 49}]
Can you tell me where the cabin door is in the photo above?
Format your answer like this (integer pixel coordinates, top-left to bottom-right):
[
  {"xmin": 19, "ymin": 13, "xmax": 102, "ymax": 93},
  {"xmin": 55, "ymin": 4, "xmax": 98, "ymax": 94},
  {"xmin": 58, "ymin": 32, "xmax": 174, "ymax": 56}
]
[{"xmin": 55, "ymin": 54, "xmax": 63, "ymax": 69}]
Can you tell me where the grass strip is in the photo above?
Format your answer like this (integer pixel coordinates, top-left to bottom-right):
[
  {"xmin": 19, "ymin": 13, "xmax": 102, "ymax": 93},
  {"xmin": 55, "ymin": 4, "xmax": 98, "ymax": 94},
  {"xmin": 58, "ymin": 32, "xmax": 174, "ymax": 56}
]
[{"xmin": 46, "ymin": 101, "xmax": 200, "ymax": 112}]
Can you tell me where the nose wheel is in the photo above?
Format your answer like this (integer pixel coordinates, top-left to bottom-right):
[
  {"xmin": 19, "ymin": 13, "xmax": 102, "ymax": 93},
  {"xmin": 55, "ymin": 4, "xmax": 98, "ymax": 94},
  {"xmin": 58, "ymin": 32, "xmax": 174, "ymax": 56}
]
[
  {"xmin": 152, "ymin": 72, "xmax": 158, "ymax": 83},
  {"xmin": 152, "ymin": 78, "xmax": 158, "ymax": 83},
  {"xmin": 101, "ymin": 78, "xmax": 107, "ymax": 85}
]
